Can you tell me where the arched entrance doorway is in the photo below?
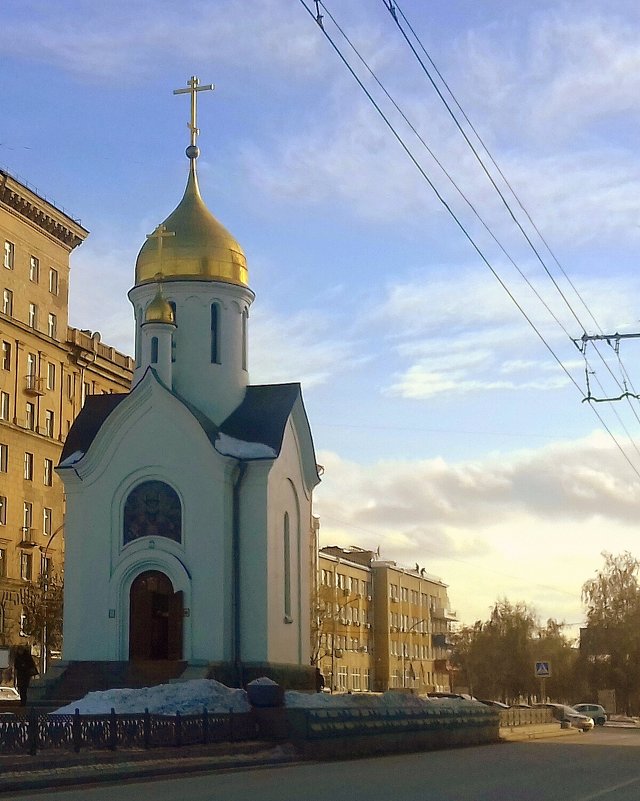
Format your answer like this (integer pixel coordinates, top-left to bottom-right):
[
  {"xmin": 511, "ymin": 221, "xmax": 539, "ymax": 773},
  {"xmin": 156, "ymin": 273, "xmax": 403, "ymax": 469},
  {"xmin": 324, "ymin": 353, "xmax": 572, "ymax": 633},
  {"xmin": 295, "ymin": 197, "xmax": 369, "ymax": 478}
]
[{"xmin": 129, "ymin": 571, "xmax": 183, "ymax": 660}]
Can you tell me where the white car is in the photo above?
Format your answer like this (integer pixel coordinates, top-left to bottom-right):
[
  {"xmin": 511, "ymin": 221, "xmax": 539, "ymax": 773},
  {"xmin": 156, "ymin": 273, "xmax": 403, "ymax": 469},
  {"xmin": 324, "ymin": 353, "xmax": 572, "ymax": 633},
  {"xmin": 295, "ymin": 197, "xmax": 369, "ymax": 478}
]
[
  {"xmin": 536, "ymin": 703, "xmax": 594, "ymax": 731},
  {"xmin": 0, "ymin": 686, "xmax": 20, "ymax": 702}
]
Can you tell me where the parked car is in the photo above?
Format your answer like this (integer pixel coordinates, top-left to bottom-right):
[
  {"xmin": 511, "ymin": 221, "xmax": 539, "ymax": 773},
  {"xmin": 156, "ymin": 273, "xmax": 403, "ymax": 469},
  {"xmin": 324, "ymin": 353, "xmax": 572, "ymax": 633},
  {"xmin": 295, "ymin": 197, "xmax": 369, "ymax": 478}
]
[
  {"xmin": 573, "ymin": 703, "xmax": 607, "ymax": 726},
  {"xmin": 0, "ymin": 686, "xmax": 19, "ymax": 702},
  {"xmin": 479, "ymin": 700, "xmax": 510, "ymax": 709},
  {"xmin": 535, "ymin": 703, "xmax": 594, "ymax": 732}
]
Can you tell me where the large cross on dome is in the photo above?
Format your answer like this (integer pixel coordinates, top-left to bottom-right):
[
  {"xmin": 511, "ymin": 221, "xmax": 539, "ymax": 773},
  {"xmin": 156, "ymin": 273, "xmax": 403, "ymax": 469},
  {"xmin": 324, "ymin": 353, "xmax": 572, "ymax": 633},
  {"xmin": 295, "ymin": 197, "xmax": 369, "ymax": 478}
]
[{"xmin": 173, "ymin": 76, "xmax": 215, "ymax": 154}]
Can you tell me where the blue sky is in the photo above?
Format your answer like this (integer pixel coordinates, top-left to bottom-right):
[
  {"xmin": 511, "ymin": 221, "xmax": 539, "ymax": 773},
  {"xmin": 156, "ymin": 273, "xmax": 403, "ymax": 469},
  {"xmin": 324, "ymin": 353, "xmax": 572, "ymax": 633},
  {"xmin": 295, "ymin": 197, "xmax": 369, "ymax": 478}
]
[{"xmin": 4, "ymin": 0, "xmax": 640, "ymax": 634}]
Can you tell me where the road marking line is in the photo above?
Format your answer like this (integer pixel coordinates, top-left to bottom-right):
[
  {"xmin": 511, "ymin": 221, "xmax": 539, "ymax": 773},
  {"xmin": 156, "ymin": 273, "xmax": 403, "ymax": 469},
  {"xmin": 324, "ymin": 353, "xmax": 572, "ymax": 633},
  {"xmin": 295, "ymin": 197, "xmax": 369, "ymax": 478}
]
[{"xmin": 576, "ymin": 776, "xmax": 640, "ymax": 800}]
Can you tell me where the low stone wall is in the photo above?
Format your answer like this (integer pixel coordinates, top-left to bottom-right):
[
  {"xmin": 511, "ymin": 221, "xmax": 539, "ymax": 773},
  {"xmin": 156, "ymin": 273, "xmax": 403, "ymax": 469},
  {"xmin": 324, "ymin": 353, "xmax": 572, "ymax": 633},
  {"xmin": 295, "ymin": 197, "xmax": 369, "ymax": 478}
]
[{"xmin": 257, "ymin": 704, "xmax": 500, "ymax": 759}]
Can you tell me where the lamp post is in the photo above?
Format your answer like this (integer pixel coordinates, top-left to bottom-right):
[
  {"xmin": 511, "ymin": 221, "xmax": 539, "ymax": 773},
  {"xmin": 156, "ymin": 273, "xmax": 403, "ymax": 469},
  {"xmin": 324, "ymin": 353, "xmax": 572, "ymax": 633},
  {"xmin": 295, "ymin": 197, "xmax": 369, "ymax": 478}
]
[
  {"xmin": 39, "ymin": 523, "xmax": 63, "ymax": 674},
  {"xmin": 401, "ymin": 617, "xmax": 430, "ymax": 689}
]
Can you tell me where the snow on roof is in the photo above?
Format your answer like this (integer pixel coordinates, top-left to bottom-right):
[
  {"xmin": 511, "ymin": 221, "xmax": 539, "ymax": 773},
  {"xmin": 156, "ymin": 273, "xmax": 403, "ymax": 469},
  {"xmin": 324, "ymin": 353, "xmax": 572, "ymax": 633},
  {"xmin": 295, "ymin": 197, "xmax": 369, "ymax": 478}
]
[
  {"xmin": 51, "ymin": 678, "xmax": 486, "ymax": 716},
  {"xmin": 58, "ymin": 450, "xmax": 84, "ymax": 468},
  {"xmin": 215, "ymin": 433, "xmax": 277, "ymax": 460}
]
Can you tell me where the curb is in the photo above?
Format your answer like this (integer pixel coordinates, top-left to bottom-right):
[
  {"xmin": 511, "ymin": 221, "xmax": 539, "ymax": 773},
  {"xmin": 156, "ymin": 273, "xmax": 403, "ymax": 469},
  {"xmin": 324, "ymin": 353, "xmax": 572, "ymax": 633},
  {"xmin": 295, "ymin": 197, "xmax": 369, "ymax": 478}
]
[
  {"xmin": 0, "ymin": 747, "xmax": 302, "ymax": 795},
  {"xmin": 500, "ymin": 724, "xmax": 584, "ymax": 742}
]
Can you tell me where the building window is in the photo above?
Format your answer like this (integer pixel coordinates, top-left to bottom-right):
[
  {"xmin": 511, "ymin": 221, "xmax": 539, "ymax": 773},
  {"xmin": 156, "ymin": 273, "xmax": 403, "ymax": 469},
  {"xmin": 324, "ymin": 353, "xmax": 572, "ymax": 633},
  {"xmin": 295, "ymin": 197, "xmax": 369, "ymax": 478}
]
[
  {"xmin": 46, "ymin": 362, "xmax": 56, "ymax": 390},
  {"xmin": 150, "ymin": 336, "xmax": 159, "ymax": 365},
  {"xmin": 283, "ymin": 512, "xmax": 291, "ymax": 621},
  {"xmin": 45, "ymin": 410, "xmax": 54, "ymax": 438},
  {"xmin": 0, "ymin": 392, "xmax": 9, "ymax": 420},
  {"xmin": 23, "ymin": 501, "xmax": 32, "ymax": 530},
  {"xmin": 337, "ymin": 666, "xmax": 348, "ymax": 691},
  {"xmin": 29, "ymin": 256, "xmax": 39, "ymax": 283},
  {"xmin": 2, "ymin": 289, "xmax": 12, "ymax": 315},
  {"xmin": 0, "ymin": 495, "xmax": 5, "ymax": 525},
  {"xmin": 20, "ymin": 553, "xmax": 32, "ymax": 582},
  {"xmin": 49, "ymin": 268, "xmax": 58, "ymax": 295},
  {"xmin": 82, "ymin": 382, "xmax": 90, "ymax": 405},
  {"xmin": 241, "ymin": 308, "xmax": 248, "ymax": 371},
  {"xmin": 0, "ymin": 443, "xmax": 7, "ymax": 472},
  {"xmin": 41, "ymin": 554, "xmax": 52, "ymax": 576},
  {"xmin": 28, "ymin": 303, "xmax": 38, "ymax": 329},
  {"xmin": 1, "ymin": 341, "xmax": 10, "ymax": 371},
  {"xmin": 364, "ymin": 668, "xmax": 370, "ymax": 691},
  {"xmin": 0, "ymin": 549, "xmax": 5, "ymax": 578},
  {"xmin": 210, "ymin": 303, "xmax": 220, "ymax": 364},
  {"xmin": 47, "ymin": 313, "xmax": 57, "ymax": 339},
  {"xmin": 24, "ymin": 451, "xmax": 33, "ymax": 480},
  {"xmin": 3, "ymin": 241, "xmax": 14, "ymax": 270},
  {"xmin": 352, "ymin": 668, "xmax": 361, "ymax": 691},
  {"xmin": 43, "ymin": 507, "xmax": 52, "ymax": 536},
  {"xmin": 66, "ymin": 374, "xmax": 73, "ymax": 400},
  {"xmin": 25, "ymin": 402, "xmax": 35, "ymax": 431},
  {"xmin": 44, "ymin": 458, "xmax": 53, "ymax": 486},
  {"xmin": 123, "ymin": 480, "xmax": 181, "ymax": 545}
]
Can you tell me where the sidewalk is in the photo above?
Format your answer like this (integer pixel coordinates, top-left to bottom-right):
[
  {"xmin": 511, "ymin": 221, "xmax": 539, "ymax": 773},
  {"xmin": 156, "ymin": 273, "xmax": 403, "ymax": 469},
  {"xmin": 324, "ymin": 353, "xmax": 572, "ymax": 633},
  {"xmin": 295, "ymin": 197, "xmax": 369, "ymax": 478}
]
[{"xmin": 0, "ymin": 740, "xmax": 301, "ymax": 795}]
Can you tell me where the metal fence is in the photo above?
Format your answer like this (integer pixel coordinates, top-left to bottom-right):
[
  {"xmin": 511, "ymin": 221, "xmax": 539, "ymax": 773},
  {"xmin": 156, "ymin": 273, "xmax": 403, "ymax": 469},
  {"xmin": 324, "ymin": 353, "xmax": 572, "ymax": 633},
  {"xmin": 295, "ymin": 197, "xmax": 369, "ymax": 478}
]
[
  {"xmin": 499, "ymin": 708, "xmax": 553, "ymax": 727},
  {"xmin": 0, "ymin": 709, "xmax": 256, "ymax": 755}
]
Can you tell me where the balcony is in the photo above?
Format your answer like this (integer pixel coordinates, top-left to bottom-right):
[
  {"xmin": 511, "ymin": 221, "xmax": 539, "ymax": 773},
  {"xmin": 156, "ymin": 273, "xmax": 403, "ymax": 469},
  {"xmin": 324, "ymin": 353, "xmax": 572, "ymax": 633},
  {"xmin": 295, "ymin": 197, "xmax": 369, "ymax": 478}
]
[
  {"xmin": 431, "ymin": 633, "xmax": 454, "ymax": 650},
  {"xmin": 432, "ymin": 606, "xmax": 457, "ymax": 621},
  {"xmin": 18, "ymin": 527, "xmax": 37, "ymax": 547},
  {"xmin": 24, "ymin": 375, "xmax": 45, "ymax": 396}
]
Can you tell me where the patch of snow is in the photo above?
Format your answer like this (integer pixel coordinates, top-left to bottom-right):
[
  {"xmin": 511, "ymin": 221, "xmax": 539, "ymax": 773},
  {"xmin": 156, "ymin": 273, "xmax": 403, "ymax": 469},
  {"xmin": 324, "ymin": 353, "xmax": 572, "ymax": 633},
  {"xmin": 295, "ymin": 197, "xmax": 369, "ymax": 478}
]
[
  {"xmin": 52, "ymin": 679, "xmax": 250, "ymax": 716},
  {"xmin": 284, "ymin": 690, "xmax": 484, "ymax": 712},
  {"xmin": 248, "ymin": 676, "xmax": 278, "ymax": 686},
  {"xmin": 215, "ymin": 433, "xmax": 277, "ymax": 460},
  {"xmin": 58, "ymin": 450, "xmax": 84, "ymax": 467}
]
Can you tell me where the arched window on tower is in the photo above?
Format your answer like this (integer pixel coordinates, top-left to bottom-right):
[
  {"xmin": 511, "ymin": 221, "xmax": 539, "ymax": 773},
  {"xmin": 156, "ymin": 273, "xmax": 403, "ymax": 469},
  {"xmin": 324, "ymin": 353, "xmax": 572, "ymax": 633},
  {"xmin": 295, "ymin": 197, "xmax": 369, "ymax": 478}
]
[
  {"xmin": 169, "ymin": 302, "xmax": 177, "ymax": 363},
  {"xmin": 283, "ymin": 511, "xmax": 292, "ymax": 622},
  {"xmin": 241, "ymin": 308, "xmax": 248, "ymax": 371},
  {"xmin": 150, "ymin": 337, "xmax": 159, "ymax": 365},
  {"xmin": 123, "ymin": 480, "xmax": 181, "ymax": 546},
  {"xmin": 211, "ymin": 303, "xmax": 220, "ymax": 364}
]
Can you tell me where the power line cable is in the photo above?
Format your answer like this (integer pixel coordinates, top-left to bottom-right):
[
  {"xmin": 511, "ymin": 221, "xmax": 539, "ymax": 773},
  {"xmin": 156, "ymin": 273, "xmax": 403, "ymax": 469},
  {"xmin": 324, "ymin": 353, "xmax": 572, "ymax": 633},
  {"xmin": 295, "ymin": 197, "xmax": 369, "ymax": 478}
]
[
  {"xmin": 380, "ymin": 0, "xmax": 640, "ymax": 424},
  {"xmin": 298, "ymin": 0, "xmax": 640, "ymax": 481},
  {"xmin": 313, "ymin": 2, "xmax": 640, "ymax": 461}
]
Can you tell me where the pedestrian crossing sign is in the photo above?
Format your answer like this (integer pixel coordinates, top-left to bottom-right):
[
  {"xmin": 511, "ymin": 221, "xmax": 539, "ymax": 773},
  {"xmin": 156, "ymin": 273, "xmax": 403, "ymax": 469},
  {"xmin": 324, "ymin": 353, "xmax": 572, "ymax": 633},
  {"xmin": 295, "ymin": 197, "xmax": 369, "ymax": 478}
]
[{"xmin": 534, "ymin": 661, "xmax": 551, "ymax": 678}]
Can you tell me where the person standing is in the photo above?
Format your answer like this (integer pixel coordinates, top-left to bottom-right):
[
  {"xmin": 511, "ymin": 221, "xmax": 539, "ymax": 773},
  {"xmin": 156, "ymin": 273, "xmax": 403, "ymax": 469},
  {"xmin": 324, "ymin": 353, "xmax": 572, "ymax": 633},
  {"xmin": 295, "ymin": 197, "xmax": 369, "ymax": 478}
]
[{"xmin": 14, "ymin": 646, "xmax": 38, "ymax": 707}]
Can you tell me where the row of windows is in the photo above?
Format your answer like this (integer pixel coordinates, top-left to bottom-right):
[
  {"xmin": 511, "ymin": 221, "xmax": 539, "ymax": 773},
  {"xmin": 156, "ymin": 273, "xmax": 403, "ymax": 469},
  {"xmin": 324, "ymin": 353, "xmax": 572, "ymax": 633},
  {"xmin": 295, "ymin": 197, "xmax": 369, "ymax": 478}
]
[
  {"xmin": 142, "ymin": 301, "xmax": 248, "ymax": 371},
  {"xmin": 0, "ymin": 444, "xmax": 54, "ymax": 484},
  {"xmin": 389, "ymin": 613, "xmax": 429, "ymax": 633},
  {"xmin": 0, "ymin": 496, "xmax": 54, "ymax": 533},
  {"xmin": 320, "ymin": 633, "xmax": 373, "ymax": 653},
  {"xmin": 390, "ymin": 641, "xmax": 432, "ymax": 659},
  {"xmin": 320, "ymin": 570, "xmax": 372, "ymax": 596},
  {"xmin": 0, "ymin": 349, "xmax": 83, "ymax": 403},
  {"xmin": 323, "ymin": 601, "xmax": 372, "ymax": 625},
  {"xmin": 334, "ymin": 667, "xmax": 371, "ymax": 692},
  {"xmin": 1, "ymin": 290, "xmax": 57, "ymax": 336},
  {"xmin": 0, "ymin": 546, "xmax": 52, "ymax": 582},
  {"xmin": 389, "ymin": 584, "xmax": 438, "ymax": 609},
  {"xmin": 0, "ymin": 395, "xmax": 62, "ymax": 439},
  {"xmin": 3, "ymin": 241, "xmax": 59, "ymax": 294}
]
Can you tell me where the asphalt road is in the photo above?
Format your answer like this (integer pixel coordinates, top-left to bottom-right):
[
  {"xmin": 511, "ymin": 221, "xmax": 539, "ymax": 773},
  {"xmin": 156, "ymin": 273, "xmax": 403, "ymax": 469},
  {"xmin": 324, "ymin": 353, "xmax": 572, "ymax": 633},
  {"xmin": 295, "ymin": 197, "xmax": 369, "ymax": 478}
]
[{"xmin": 27, "ymin": 727, "xmax": 640, "ymax": 801}]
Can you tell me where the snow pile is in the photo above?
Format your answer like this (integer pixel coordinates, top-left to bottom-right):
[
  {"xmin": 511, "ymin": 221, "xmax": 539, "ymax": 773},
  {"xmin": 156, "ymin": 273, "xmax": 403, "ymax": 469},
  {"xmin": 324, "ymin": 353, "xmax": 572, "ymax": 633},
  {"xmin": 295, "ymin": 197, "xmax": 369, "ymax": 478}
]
[
  {"xmin": 53, "ymin": 679, "xmax": 250, "ymax": 716},
  {"xmin": 284, "ymin": 690, "xmax": 481, "ymax": 711},
  {"xmin": 248, "ymin": 676, "xmax": 278, "ymax": 686}
]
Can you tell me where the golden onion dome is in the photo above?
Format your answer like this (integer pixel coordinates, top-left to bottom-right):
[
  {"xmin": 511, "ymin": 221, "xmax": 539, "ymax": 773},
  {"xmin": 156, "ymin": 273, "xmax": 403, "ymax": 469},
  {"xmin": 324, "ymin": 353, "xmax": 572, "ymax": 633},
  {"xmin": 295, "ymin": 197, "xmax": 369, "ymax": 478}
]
[
  {"xmin": 135, "ymin": 161, "xmax": 248, "ymax": 287},
  {"xmin": 144, "ymin": 286, "xmax": 175, "ymax": 325}
]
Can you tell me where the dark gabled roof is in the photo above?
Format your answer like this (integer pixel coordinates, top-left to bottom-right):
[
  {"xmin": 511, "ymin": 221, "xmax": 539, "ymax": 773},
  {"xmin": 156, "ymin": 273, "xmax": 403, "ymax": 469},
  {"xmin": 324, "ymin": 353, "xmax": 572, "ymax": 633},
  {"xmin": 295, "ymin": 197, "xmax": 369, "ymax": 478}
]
[
  {"xmin": 58, "ymin": 379, "xmax": 308, "ymax": 468},
  {"xmin": 219, "ymin": 384, "xmax": 301, "ymax": 454},
  {"xmin": 59, "ymin": 393, "xmax": 127, "ymax": 463}
]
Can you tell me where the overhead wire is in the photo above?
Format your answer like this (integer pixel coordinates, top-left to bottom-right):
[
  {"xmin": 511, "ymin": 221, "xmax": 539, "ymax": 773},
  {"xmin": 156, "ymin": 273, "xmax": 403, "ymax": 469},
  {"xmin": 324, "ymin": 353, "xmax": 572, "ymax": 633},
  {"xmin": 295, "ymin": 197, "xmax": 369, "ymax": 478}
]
[
  {"xmin": 314, "ymin": 2, "xmax": 640, "ymax": 462},
  {"xmin": 382, "ymin": 0, "xmax": 640, "ymax": 422},
  {"xmin": 297, "ymin": 0, "xmax": 640, "ymax": 481}
]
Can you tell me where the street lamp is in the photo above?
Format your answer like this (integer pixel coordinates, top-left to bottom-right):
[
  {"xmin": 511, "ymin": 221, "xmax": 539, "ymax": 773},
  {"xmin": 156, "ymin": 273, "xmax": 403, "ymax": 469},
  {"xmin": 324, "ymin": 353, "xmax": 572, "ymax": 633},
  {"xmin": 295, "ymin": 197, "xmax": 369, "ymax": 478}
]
[
  {"xmin": 401, "ymin": 617, "xmax": 430, "ymax": 689},
  {"xmin": 39, "ymin": 523, "xmax": 64, "ymax": 674}
]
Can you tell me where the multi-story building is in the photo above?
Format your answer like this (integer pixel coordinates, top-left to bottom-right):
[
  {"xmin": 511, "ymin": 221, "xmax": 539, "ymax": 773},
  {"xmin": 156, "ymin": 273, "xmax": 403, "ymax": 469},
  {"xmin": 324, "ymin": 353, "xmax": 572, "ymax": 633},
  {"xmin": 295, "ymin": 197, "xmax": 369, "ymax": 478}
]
[
  {"xmin": 0, "ymin": 169, "xmax": 133, "ymax": 647},
  {"xmin": 317, "ymin": 545, "xmax": 456, "ymax": 693}
]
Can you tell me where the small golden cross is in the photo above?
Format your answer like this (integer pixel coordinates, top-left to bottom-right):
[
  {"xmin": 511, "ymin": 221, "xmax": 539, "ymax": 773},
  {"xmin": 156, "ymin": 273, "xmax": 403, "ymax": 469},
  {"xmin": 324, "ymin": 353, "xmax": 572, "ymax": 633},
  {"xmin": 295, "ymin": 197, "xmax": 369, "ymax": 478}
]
[
  {"xmin": 173, "ymin": 75, "xmax": 215, "ymax": 149},
  {"xmin": 146, "ymin": 224, "xmax": 175, "ymax": 272}
]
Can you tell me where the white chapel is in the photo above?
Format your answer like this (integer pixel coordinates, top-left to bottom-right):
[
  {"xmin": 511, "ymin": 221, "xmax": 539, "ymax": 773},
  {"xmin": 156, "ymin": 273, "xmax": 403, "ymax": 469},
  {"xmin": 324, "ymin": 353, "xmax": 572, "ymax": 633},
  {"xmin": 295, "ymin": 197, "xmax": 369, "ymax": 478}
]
[{"xmin": 55, "ymin": 78, "xmax": 320, "ymax": 689}]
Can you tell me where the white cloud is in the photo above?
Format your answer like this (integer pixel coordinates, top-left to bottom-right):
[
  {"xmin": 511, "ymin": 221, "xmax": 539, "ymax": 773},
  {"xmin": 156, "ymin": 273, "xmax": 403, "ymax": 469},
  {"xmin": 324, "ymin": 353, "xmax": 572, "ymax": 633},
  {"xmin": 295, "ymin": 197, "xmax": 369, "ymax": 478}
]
[{"xmin": 315, "ymin": 431, "xmax": 640, "ymax": 626}]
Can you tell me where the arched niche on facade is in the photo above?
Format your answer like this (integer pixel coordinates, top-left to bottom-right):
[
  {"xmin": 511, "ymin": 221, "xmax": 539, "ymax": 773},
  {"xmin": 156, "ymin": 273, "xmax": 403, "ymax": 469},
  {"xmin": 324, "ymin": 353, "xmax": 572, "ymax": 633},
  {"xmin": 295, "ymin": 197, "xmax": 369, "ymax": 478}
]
[{"xmin": 123, "ymin": 480, "xmax": 182, "ymax": 546}]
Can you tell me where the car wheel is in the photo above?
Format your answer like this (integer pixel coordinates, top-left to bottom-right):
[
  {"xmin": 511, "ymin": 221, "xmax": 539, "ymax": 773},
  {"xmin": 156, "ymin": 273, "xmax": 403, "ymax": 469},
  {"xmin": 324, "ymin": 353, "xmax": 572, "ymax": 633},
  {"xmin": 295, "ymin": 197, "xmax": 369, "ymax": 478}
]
[{"xmin": 597, "ymin": 718, "xmax": 606, "ymax": 726}]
